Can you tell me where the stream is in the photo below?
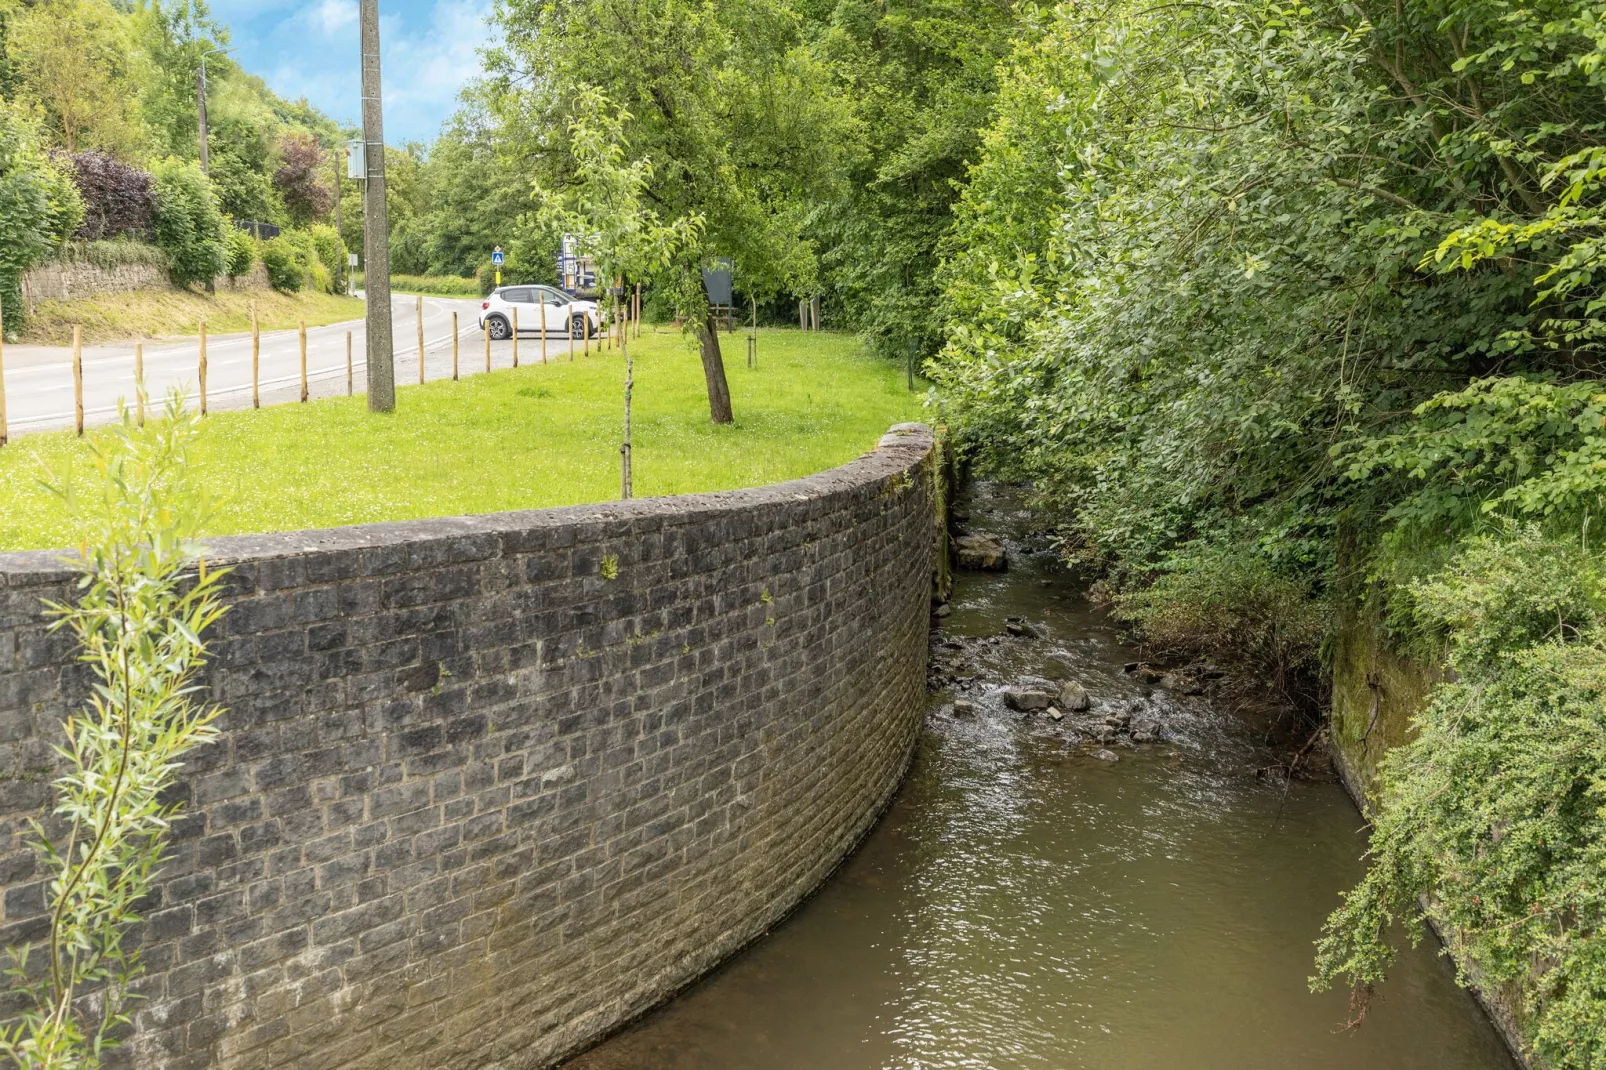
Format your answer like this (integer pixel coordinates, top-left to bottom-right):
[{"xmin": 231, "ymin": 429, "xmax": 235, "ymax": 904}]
[{"xmin": 566, "ymin": 483, "xmax": 1517, "ymax": 1070}]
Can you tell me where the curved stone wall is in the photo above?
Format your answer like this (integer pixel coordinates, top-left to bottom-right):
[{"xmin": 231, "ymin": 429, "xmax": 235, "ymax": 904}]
[{"xmin": 0, "ymin": 424, "xmax": 934, "ymax": 1069}]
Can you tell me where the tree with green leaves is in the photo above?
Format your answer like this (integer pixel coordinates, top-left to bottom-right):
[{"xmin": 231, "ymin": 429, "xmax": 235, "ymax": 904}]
[
  {"xmin": 0, "ymin": 392, "xmax": 225, "ymax": 1068},
  {"xmin": 0, "ymin": 101, "xmax": 82, "ymax": 325},
  {"xmin": 483, "ymin": 0, "xmax": 852, "ymax": 424},
  {"xmin": 532, "ymin": 86, "xmax": 701, "ymax": 498}
]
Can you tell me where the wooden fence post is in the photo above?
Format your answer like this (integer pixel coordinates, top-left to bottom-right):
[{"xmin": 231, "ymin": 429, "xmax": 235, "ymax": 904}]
[
  {"xmin": 584, "ymin": 312, "xmax": 590, "ymax": 358},
  {"xmin": 135, "ymin": 343, "xmax": 144, "ymax": 426},
  {"xmin": 634, "ymin": 283, "xmax": 641, "ymax": 340},
  {"xmin": 299, "ymin": 321, "xmax": 308, "ymax": 402},
  {"xmin": 484, "ymin": 320, "xmax": 491, "ymax": 373},
  {"xmin": 540, "ymin": 300, "xmax": 548, "ymax": 365},
  {"xmin": 73, "ymin": 326, "xmax": 84, "ymax": 435},
  {"xmin": 417, "ymin": 295, "xmax": 425, "ymax": 386},
  {"xmin": 199, "ymin": 321, "xmax": 208, "ymax": 416},
  {"xmin": 251, "ymin": 300, "xmax": 260, "ymax": 408},
  {"xmin": 512, "ymin": 307, "xmax": 520, "ymax": 369},
  {"xmin": 0, "ymin": 295, "xmax": 8, "ymax": 448},
  {"xmin": 346, "ymin": 331, "xmax": 354, "ymax": 396},
  {"xmin": 452, "ymin": 312, "xmax": 459, "ymax": 380}
]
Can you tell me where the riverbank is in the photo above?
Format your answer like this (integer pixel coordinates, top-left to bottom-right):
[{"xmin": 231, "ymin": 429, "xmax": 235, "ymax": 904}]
[{"xmin": 565, "ymin": 481, "xmax": 1514, "ymax": 1069}]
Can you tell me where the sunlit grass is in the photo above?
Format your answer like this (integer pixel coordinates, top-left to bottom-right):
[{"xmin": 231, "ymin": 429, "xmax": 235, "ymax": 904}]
[
  {"xmin": 19, "ymin": 289, "xmax": 366, "ymax": 346},
  {"xmin": 0, "ymin": 329, "xmax": 926, "ymax": 551}
]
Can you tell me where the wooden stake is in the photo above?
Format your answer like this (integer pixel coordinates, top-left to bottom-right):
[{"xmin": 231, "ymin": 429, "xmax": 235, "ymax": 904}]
[
  {"xmin": 0, "ymin": 295, "xmax": 8, "ymax": 447},
  {"xmin": 484, "ymin": 319, "xmax": 490, "ymax": 373},
  {"xmin": 584, "ymin": 311, "xmax": 590, "ymax": 358},
  {"xmin": 135, "ymin": 343, "xmax": 144, "ymax": 425},
  {"xmin": 299, "ymin": 321, "xmax": 308, "ymax": 402},
  {"xmin": 417, "ymin": 294, "xmax": 425, "ymax": 385},
  {"xmin": 73, "ymin": 326, "xmax": 83, "ymax": 435},
  {"xmin": 346, "ymin": 331, "xmax": 354, "ymax": 395},
  {"xmin": 199, "ymin": 321, "xmax": 208, "ymax": 415},
  {"xmin": 512, "ymin": 307, "xmax": 519, "ymax": 368},
  {"xmin": 540, "ymin": 298, "xmax": 548, "ymax": 364},
  {"xmin": 634, "ymin": 283, "xmax": 641, "ymax": 340},
  {"xmin": 452, "ymin": 312, "xmax": 459, "ymax": 380},
  {"xmin": 251, "ymin": 300, "xmax": 260, "ymax": 407}
]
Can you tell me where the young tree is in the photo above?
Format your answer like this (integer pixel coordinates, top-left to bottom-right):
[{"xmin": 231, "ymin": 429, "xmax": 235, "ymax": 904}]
[
  {"xmin": 485, "ymin": 0, "xmax": 851, "ymax": 424},
  {"xmin": 272, "ymin": 132, "xmax": 333, "ymax": 226},
  {"xmin": 531, "ymin": 87, "xmax": 701, "ymax": 498},
  {"xmin": 0, "ymin": 393, "xmax": 226, "ymax": 1067}
]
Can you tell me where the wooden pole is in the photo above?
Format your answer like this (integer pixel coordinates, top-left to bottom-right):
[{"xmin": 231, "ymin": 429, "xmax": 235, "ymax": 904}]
[
  {"xmin": 584, "ymin": 311, "xmax": 590, "ymax": 358},
  {"xmin": 540, "ymin": 299, "xmax": 548, "ymax": 364},
  {"xmin": 452, "ymin": 312, "xmax": 459, "ymax": 380},
  {"xmin": 634, "ymin": 283, "xmax": 641, "ymax": 340},
  {"xmin": 346, "ymin": 331, "xmax": 354, "ymax": 395},
  {"xmin": 417, "ymin": 294, "xmax": 425, "ymax": 385},
  {"xmin": 251, "ymin": 300, "xmax": 260, "ymax": 407},
  {"xmin": 484, "ymin": 319, "xmax": 491, "ymax": 373},
  {"xmin": 199, "ymin": 321, "xmax": 208, "ymax": 416},
  {"xmin": 512, "ymin": 307, "xmax": 520, "ymax": 368},
  {"xmin": 135, "ymin": 343, "xmax": 144, "ymax": 425},
  {"xmin": 0, "ymin": 296, "xmax": 7, "ymax": 448},
  {"xmin": 620, "ymin": 293, "xmax": 632, "ymax": 501},
  {"xmin": 73, "ymin": 326, "xmax": 83, "ymax": 435},
  {"xmin": 299, "ymin": 321, "xmax": 308, "ymax": 402}
]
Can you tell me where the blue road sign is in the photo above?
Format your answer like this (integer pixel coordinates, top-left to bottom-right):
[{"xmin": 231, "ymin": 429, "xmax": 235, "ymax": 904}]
[{"xmin": 492, "ymin": 247, "xmax": 505, "ymax": 266}]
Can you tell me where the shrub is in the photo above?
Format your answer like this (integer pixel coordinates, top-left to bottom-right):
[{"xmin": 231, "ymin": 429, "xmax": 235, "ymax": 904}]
[
  {"xmin": 259, "ymin": 237, "xmax": 303, "ymax": 293},
  {"xmin": 0, "ymin": 102, "xmax": 80, "ymax": 325},
  {"xmin": 1114, "ymin": 543, "xmax": 1327, "ymax": 693},
  {"xmin": 223, "ymin": 227, "xmax": 255, "ymax": 277},
  {"xmin": 308, "ymin": 224, "xmax": 346, "ymax": 289},
  {"xmin": 0, "ymin": 394, "xmax": 225, "ymax": 1064},
  {"xmin": 62, "ymin": 150, "xmax": 153, "ymax": 241},
  {"xmin": 273, "ymin": 133, "xmax": 332, "ymax": 225},
  {"xmin": 150, "ymin": 158, "xmax": 227, "ymax": 287}
]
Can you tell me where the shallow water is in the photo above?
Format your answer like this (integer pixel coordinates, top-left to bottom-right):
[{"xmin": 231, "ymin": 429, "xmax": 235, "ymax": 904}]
[{"xmin": 566, "ymin": 484, "xmax": 1516, "ymax": 1070}]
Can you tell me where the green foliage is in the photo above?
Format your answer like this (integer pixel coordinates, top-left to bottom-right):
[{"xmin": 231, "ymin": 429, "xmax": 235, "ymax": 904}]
[
  {"xmin": 1114, "ymin": 542, "xmax": 1327, "ymax": 689},
  {"xmin": 1314, "ymin": 526, "xmax": 1606, "ymax": 1068},
  {"xmin": 258, "ymin": 236, "xmax": 302, "ymax": 293},
  {"xmin": 0, "ymin": 102, "xmax": 80, "ymax": 323},
  {"xmin": 381, "ymin": 274, "xmax": 481, "ymax": 297},
  {"xmin": 307, "ymin": 224, "xmax": 345, "ymax": 287},
  {"xmin": 149, "ymin": 158, "xmax": 226, "ymax": 286},
  {"xmin": 0, "ymin": 393, "xmax": 225, "ymax": 1067},
  {"xmin": 222, "ymin": 226, "xmax": 254, "ymax": 277}
]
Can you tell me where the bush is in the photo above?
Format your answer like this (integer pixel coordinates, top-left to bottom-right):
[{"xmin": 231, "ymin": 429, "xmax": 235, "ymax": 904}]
[
  {"xmin": 1114, "ymin": 543, "xmax": 1327, "ymax": 693},
  {"xmin": 308, "ymin": 224, "xmax": 346, "ymax": 289},
  {"xmin": 62, "ymin": 150, "xmax": 153, "ymax": 241},
  {"xmin": 223, "ymin": 227, "xmax": 255, "ymax": 277},
  {"xmin": 0, "ymin": 102, "xmax": 81, "ymax": 325},
  {"xmin": 150, "ymin": 158, "xmax": 227, "ymax": 287},
  {"xmin": 259, "ymin": 237, "xmax": 302, "ymax": 293}
]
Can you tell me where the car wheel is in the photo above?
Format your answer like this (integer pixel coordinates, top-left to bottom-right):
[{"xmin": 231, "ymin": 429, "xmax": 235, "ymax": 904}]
[
  {"xmin": 570, "ymin": 315, "xmax": 589, "ymax": 340},
  {"xmin": 487, "ymin": 315, "xmax": 511, "ymax": 341}
]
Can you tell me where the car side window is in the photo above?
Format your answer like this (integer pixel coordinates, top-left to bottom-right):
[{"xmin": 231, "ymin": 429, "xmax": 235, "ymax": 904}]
[
  {"xmin": 538, "ymin": 287, "xmax": 567, "ymax": 305},
  {"xmin": 503, "ymin": 288, "xmax": 532, "ymax": 304}
]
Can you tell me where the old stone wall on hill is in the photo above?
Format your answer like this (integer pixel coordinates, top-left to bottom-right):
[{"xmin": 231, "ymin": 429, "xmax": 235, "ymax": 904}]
[{"xmin": 0, "ymin": 424, "xmax": 935, "ymax": 1069}]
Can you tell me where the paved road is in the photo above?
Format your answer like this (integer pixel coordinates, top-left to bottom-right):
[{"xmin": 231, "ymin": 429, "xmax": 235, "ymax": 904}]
[{"xmin": 0, "ymin": 294, "xmax": 600, "ymax": 438}]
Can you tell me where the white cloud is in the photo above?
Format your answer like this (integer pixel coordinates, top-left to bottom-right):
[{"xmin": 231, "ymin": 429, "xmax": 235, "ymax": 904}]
[{"xmin": 307, "ymin": 0, "xmax": 359, "ymax": 35}]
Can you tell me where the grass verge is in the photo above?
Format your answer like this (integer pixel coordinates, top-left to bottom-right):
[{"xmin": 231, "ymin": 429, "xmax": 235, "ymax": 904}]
[
  {"xmin": 356, "ymin": 272, "xmax": 482, "ymax": 298},
  {"xmin": 0, "ymin": 330, "xmax": 925, "ymax": 551},
  {"xmin": 19, "ymin": 289, "xmax": 366, "ymax": 345}
]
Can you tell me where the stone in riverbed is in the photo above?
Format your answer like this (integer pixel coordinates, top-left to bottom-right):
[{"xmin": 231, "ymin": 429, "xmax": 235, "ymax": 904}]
[
  {"xmin": 1047, "ymin": 707, "xmax": 1064, "ymax": 722},
  {"xmin": 934, "ymin": 603, "xmax": 952, "ymax": 618},
  {"xmin": 1159, "ymin": 673, "xmax": 1205, "ymax": 695},
  {"xmin": 952, "ymin": 700, "xmax": 976, "ymax": 717},
  {"xmin": 1003, "ymin": 688, "xmax": 1054, "ymax": 712},
  {"xmin": 1092, "ymin": 748, "xmax": 1121, "ymax": 762},
  {"xmin": 1058, "ymin": 680, "xmax": 1091, "ymax": 711},
  {"xmin": 954, "ymin": 534, "xmax": 1008, "ymax": 571}
]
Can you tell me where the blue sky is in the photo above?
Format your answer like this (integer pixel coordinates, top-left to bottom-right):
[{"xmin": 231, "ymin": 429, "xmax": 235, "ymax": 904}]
[{"xmin": 210, "ymin": 0, "xmax": 495, "ymax": 146}]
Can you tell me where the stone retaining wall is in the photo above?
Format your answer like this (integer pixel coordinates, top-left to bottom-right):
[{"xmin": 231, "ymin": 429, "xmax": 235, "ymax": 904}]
[
  {"xmin": 0, "ymin": 425, "xmax": 935, "ymax": 1068},
  {"xmin": 22, "ymin": 258, "xmax": 271, "ymax": 303}
]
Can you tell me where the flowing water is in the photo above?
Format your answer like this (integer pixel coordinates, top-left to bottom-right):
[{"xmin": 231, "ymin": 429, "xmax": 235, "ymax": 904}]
[{"xmin": 566, "ymin": 484, "xmax": 1517, "ymax": 1070}]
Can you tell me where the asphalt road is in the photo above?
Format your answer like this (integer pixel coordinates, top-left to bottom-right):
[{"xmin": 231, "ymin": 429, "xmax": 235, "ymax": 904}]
[{"xmin": 0, "ymin": 294, "xmax": 597, "ymax": 438}]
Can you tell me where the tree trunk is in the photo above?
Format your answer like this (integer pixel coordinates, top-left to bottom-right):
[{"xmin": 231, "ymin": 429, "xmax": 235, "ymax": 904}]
[{"xmin": 698, "ymin": 308, "xmax": 734, "ymax": 424}]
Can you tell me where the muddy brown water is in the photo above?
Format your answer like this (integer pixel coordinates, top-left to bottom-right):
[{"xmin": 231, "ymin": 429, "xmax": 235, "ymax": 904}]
[{"xmin": 566, "ymin": 484, "xmax": 1516, "ymax": 1070}]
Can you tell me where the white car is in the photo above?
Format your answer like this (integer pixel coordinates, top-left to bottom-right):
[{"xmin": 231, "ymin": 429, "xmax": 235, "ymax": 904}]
[{"xmin": 478, "ymin": 285, "xmax": 600, "ymax": 340}]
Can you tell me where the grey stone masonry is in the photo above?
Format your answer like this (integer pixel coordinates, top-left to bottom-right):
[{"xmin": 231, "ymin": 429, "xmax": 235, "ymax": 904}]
[{"xmin": 0, "ymin": 424, "xmax": 935, "ymax": 1069}]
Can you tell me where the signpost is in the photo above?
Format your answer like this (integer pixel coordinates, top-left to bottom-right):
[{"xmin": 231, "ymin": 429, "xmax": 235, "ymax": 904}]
[{"xmin": 492, "ymin": 245, "xmax": 504, "ymax": 288}]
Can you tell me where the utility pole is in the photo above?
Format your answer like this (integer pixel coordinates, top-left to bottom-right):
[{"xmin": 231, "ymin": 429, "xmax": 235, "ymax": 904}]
[
  {"xmin": 196, "ymin": 48, "xmax": 233, "ymax": 174},
  {"xmin": 359, "ymin": 0, "xmax": 395, "ymax": 412},
  {"xmin": 332, "ymin": 145, "xmax": 343, "ymax": 291}
]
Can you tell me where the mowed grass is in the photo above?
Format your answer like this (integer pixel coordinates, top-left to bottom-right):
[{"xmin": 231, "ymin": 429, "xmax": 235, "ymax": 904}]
[
  {"xmin": 0, "ymin": 330, "xmax": 925, "ymax": 551},
  {"xmin": 20, "ymin": 289, "xmax": 366, "ymax": 345}
]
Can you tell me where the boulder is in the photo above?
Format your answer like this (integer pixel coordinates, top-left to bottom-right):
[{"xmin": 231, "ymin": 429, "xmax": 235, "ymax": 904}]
[
  {"xmin": 954, "ymin": 534, "xmax": 1008, "ymax": 571},
  {"xmin": 1058, "ymin": 680, "xmax": 1091, "ymax": 711},
  {"xmin": 1047, "ymin": 707, "xmax": 1064, "ymax": 722},
  {"xmin": 1092, "ymin": 748, "xmax": 1121, "ymax": 763},
  {"xmin": 1003, "ymin": 687, "xmax": 1054, "ymax": 712},
  {"xmin": 952, "ymin": 700, "xmax": 976, "ymax": 717},
  {"xmin": 1159, "ymin": 673, "xmax": 1206, "ymax": 695}
]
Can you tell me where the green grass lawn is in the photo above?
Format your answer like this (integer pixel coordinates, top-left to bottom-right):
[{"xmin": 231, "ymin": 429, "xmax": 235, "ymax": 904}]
[{"xmin": 0, "ymin": 330, "xmax": 926, "ymax": 552}]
